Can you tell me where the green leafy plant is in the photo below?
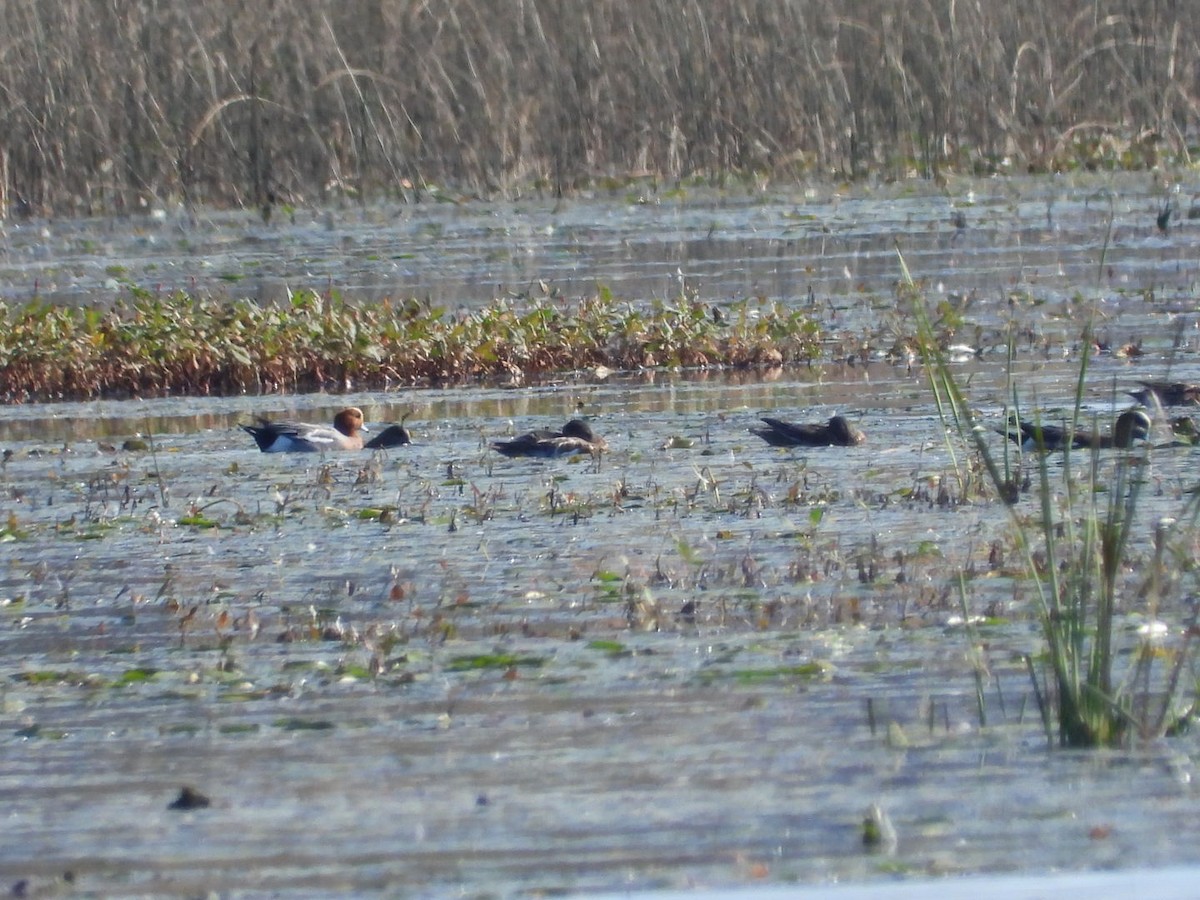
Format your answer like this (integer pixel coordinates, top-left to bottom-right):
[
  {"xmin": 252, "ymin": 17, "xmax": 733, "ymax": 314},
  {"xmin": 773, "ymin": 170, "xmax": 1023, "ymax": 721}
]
[{"xmin": 0, "ymin": 289, "xmax": 823, "ymax": 402}]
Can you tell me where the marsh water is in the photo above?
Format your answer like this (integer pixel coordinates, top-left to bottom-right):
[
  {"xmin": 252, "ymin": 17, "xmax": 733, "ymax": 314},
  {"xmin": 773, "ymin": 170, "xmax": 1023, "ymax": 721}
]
[{"xmin": 2, "ymin": 173, "xmax": 1200, "ymax": 897}]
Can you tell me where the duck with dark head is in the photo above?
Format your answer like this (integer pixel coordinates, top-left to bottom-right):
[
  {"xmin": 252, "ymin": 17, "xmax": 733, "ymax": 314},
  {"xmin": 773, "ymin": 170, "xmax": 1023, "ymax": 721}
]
[
  {"xmin": 491, "ymin": 419, "xmax": 608, "ymax": 458},
  {"xmin": 751, "ymin": 415, "xmax": 866, "ymax": 448},
  {"xmin": 998, "ymin": 408, "xmax": 1151, "ymax": 452},
  {"xmin": 365, "ymin": 412, "xmax": 415, "ymax": 450},
  {"xmin": 1128, "ymin": 381, "xmax": 1200, "ymax": 408}
]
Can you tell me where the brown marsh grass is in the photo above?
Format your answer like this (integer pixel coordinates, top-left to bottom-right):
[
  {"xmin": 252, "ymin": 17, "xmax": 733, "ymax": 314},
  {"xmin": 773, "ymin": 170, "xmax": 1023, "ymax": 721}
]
[{"xmin": 1, "ymin": 1, "xmax": 1196, "ymax": 216}]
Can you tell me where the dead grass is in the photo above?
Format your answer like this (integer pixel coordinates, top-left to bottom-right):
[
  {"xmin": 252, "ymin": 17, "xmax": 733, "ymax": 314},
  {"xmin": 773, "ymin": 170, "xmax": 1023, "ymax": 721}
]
[{"xmin": 1, "ymin": 1, "xmax": 1195, "ymax": 216}]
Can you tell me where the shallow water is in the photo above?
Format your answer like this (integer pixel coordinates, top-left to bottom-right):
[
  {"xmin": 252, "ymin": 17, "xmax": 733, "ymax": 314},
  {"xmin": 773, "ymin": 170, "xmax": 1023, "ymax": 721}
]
[
  {"xmin": 2, "ymin": 172, "xmax": 1197, "ymax": 319},
  {"xmin": 3, "ymin": 173, "xmax": 1200, "ymax": 896}
]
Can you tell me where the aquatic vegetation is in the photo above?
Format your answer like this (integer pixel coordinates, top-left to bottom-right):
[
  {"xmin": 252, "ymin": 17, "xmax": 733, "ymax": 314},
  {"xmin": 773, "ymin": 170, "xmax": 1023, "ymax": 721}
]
[
  {"xmin": 115, "ymin": 667, "xmax": 159, "ymax": 685},
  {"xmin": 14, "ymin": 670, "xmax": 90, "ymax": 685},
  {"xmin": 586, "ymin": 639, "xmax": 629, "ymax": 656},
  {"xmin": 177, "ymin": 513, "xmax": 220, "ymax": 528},
  {"xmin": 14, "ymin": 723, "xmax": 69, "ymax": 740},
  {"xmin": 273, "ymin": 718, "xmax": 336, "ymax": 732},
  {"xmin": 727, "ymin": 662, "xmax": 831, "ymax": 684},
  {"xmin": 0, "ymin": 512, "xmax": 27, "ymax": 541},
  {"xmin": 4, "ymin": 181, "xmax": 1200, "ymax": 895},
  {"xmin": 0, "ymin": 289, "xmax": 822, "ymax": 402},
  {"xmin": 446, "ymin": 652, "xmax": 547, "ymax": 672},
  {"xmin": 910, "ymin": 252, "xmax": 1200, "ymax": 747}
]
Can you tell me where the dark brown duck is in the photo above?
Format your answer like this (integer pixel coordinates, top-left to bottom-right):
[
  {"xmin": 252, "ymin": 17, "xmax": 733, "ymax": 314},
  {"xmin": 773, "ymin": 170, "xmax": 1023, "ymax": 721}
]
[
  {"xmin": 751, "ymin": 415, "xmax": 865, "ymax": 447},
  {"xmin": 491, "ymin": 419, "xmax": 608, "ymax": 458}
]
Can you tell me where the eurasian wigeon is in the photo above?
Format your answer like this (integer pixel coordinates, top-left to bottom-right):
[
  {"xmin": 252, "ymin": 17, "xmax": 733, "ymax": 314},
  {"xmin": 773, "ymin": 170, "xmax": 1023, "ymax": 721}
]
[
  {"xmin": 751, "ymin": 415, "xmax": 865, "ymax": 448},
  {"xmin": 491, "ymin": 419, "xmax": 608, "ymax": 458},
  {"xmin": 1128, "ymin": 380, "xmax": 1200, "ymax": 407},
  {"xmin": 999, "ymin": 408, "xmax": 1151, "ymax": 452},
  {"xmin": 241, "ymin": 407, "xmax": 368, "ymax": 453}
]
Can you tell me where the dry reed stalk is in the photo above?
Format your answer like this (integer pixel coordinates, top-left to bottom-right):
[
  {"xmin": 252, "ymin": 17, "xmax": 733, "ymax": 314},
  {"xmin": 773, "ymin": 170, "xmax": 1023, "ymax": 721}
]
[{"xmin": 0, "ymin": 1, "xmax": 1194, "ymax": 216}]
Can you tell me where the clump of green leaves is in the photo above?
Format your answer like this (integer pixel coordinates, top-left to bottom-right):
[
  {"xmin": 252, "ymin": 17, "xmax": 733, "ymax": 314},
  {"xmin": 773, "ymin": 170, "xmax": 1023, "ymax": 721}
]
[{"xmin": 0, "ymin": 288, "xmax": 823, "ymax": 402}]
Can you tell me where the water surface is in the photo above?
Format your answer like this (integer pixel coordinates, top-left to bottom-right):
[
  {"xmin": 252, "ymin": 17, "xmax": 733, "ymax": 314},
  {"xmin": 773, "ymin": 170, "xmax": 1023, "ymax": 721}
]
[{"xmin": 2, "ymin": 173, "xmax": 1200, "ymax": 896}]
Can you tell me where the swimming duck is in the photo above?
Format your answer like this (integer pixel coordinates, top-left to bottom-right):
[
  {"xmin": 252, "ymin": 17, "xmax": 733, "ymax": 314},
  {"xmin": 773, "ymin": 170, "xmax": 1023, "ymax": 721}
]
[
  {"xmin": 241, "ymin": 407, "xmax": 368, "ymax": 453},
  {"xmin": 364, "ymin": 412, "xmax": 414, "ymax": 450},
  {"xmin": 364, "ymin": 423, "xmax": 413, "ymax": 450},
  {"xmin": 1128, "ymin": 381, "xmax": 1200, "ymax": 407},
  {"xmin": 751, "ymin": 415, "xmax": 866, "ymax": 448},
  {"xmin": 999, "ymin": 408, "xmax": 1151, "ymax": 452},
  {"xmin": 491, "ymin": 419, "xmax": 607, "ymax": 458}
]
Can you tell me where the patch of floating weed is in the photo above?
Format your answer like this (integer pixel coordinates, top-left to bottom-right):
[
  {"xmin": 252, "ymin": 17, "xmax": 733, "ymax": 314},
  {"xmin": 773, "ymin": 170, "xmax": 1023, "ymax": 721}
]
[
  {"xmin": 702, "ymin": 646, "xmax": 744, "ymax": 665},
  {"xmin": 662, "ymin": 436, "xmax": 695, "ymax": 450},
  {"xmin": 153, "ymin": 689, "xmax": 206, "ymax": 702},
  {"xmin": 62, "ymin": 521, "xmax": 117, "ymax": 540},
  {"xmin": 14, "ymin": 724, "xmax": 69, "ymax": 740},
  {"xmin": 219, "ymin": 723, "xmax": 261, "ymax": 735},
  {"xmin": 14, "ymin": 670, "xmax": 94, "ymax": 686},
  {"xmin": 115, "ymin": 667, "xmax": 159, "ymax": 685},
  {"xmin": 591, "ymin": 571, "xmax": 626, "ymax": 604},
  {"xmin": 861, "ymin": 658, "xmax": 927, "ymax": 674},
  {"xmin": 911, "ymin": 540, "xmax": 943, "ymax": 558},
  {"xmin": 220, "ymin": 688, "xmax": 273, "ymax": 703},
  {"xmin": 273, "ymin": 718, "xmax": 336, "ymax": 732},
  {"xmin": 871, "ymin": 860, "xmax": 924, "ymax": 876},
  {"xmin": 279, "ymin": 659, "xmax": 319, "ymax": 672},
  {"xmin": 586, "ymin": 639, "xmax": 629, "ymax": 656},
  {"xmin": 447, "ymin": 653, "xmax": 547, "ymax": 672},
  {"xmin": 702, "ymin": 662, "xmax": 833, "ymax": 685},
  {"xmin": 177, "ymin": 514, "xmax": 219, "ymax": 528}
]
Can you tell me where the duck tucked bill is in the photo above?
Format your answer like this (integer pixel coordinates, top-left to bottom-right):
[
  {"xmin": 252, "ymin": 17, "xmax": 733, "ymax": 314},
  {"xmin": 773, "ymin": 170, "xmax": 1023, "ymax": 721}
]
[
  {"xmin": 751, "ymin": 415, "xmax": 866, "ymax": 448},
  {"xmin": 1128, "ymin": 381, "xmax": 1200, "ymax": 407},
  {"xmin": 491, "ymin": 419, "xmax": 608, "ymax": 458}
]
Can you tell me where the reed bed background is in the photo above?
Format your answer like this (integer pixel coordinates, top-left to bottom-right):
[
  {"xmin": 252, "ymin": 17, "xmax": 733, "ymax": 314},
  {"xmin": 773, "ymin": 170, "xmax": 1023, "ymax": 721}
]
[{"xmin": 1, "ymin": 0, "xmax": 1196, "ymax": 216}]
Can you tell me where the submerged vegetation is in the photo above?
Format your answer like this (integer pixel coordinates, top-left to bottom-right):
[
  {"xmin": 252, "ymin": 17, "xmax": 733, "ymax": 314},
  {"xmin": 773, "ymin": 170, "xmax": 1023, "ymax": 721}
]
[
  {"xmin": 1, "ymin": 1, "xmax": 1196, "ymax": 215},
  {"xmin": 0, "ymin": 287, "xmax": 822, "ymax": 402}
]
